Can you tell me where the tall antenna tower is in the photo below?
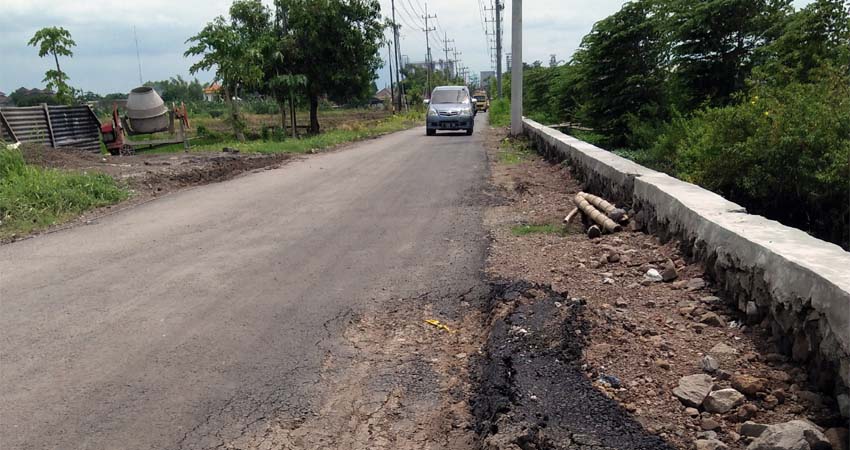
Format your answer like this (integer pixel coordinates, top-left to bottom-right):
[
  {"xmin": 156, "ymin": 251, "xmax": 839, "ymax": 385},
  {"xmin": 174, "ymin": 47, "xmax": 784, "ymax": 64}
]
[{"xmin": 134, "ymin": 26, "xmax": 143, "ymax": 85}]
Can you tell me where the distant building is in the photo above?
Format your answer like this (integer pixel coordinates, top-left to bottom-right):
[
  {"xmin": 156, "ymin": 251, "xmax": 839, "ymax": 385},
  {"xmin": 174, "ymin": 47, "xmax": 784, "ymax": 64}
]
[
  {"xmin": 0, "ymin": 91, "xmax": 9, "ymax": 106},
  {"xmin": 372, "ymin": 87, "xmax": 393, "ymax": 109},
  {"xmin": 375, "ymin": 87, "xmax": 392, "ymax": 102},
  {"xmin": 480, "ymin": 71, "xmax": 495, "ymax": 89},
  {"xmin": 203, "ymin": 83, "xmax": 222, "ymax": 102}
]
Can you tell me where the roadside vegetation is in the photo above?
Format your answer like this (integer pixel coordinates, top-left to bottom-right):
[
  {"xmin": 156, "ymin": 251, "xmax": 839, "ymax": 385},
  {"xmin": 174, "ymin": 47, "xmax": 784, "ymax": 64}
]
[
  {"xmin": 501, "ymin": 0, "xmax": 850, "ymax": 248},
  {"xmin": 0, "ymin": 148, "xmax": 128, "ymax": 239},
  {"xmin": 497, "ymin": 135, "xmax": 532, "ymax": 164},
  {"xmin": 149, "ymin": 110, "xmax": 422, "ymax": 154},
  {"xmin": 510, "ymin": 223, "xmax": 565, "ymax": 236}
]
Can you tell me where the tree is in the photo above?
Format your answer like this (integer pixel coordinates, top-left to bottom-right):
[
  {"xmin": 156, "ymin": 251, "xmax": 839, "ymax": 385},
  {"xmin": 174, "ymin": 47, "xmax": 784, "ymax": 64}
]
[
  {"xmin": 144, "ymin": 76, "xmax": 205, "ymax": 102},
  {"xmin": 283, "ymin": 0, "xmax": 384, "ymax": 133},
  {"xmin": 185, "ymin": 0, "xmax": 269, "ymax": 141},
  {"xmin": 571, "ymin": 0, "xmax": 669, "ymax": 147},
  {"xmin": 27, "ymin": 27, "xmax": 76, "ymax": 105},
  {"xmin": 668, "ymin": 0, "xmax": 792, "ymax": 110},
  {"xmin": 264, "ymin": 0, "xmax": 307, "ymax": 136},
  {"xmin": 756, "ymin": 0, "xmax": 850, "ymax": 84}
]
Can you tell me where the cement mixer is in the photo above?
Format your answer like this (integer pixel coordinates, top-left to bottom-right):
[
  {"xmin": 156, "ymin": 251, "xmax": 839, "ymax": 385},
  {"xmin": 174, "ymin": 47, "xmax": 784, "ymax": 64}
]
[{"xmin": 101, "ymin": 86, "xmax": 190, "ymax": 155}]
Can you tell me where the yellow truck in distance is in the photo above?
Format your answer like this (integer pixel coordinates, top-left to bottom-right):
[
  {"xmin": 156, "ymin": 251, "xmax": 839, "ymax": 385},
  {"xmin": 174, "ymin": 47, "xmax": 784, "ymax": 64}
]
[{"xmin": 473, "ymin": 91, "xmax": 489, "ymax": 112}]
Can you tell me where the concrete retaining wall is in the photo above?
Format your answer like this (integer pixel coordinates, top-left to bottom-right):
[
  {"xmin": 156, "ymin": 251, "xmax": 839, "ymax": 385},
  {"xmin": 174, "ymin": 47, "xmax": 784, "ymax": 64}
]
[{"xmin": 522, "ymin": 118, "xmax": 850, "ymax": 408}]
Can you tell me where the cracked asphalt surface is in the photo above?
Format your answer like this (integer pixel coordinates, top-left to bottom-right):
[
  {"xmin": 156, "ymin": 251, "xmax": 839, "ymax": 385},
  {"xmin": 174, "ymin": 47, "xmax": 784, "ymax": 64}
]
[{"xmin": 0, "ymin": 120, "xmax": 489, "ymax": 449}]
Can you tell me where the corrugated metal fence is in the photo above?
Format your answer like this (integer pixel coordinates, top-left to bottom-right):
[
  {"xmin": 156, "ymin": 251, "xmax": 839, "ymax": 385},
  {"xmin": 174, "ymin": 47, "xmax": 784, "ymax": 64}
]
[{"xmin": 0, "ymin": 105, "xmax": 102, "ymax": 152}]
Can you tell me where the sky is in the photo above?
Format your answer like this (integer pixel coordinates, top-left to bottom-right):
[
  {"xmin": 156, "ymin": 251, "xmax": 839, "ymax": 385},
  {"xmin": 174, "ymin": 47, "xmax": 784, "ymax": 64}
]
[{"xmin": 0, "ymin": 0, "xmax": 813, "ymax": 96}]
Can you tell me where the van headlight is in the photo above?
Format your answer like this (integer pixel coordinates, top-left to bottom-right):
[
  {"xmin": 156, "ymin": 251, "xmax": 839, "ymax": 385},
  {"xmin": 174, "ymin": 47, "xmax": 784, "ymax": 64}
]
[{"xmin": 428, "ymin": 108, "xmax": 438, "ymax": 117}]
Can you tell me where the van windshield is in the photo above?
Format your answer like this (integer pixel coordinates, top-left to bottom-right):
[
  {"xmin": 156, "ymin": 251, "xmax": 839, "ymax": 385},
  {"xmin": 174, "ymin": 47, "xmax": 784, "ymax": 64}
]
[
  {"xmin": 431, "ymin": 89, "xmax": 469, "ymax": 104},
  {"xmin": 474, "ymin": 96, "xmax": 486, "ymax": 101}
]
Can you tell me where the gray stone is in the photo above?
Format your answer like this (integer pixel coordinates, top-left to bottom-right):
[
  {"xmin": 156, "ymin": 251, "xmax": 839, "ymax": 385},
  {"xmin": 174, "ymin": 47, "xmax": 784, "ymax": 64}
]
[
  {"xmin": 685, "ymin": 407, "xmax": 700, "ymax": 417},
  {"xmin": 701, "ymin": 355, "xmax": 720, "ymax": 373},
  {"xmin": 701, "ymin": 418, "xmax": 722, "ymax": 431},
  {"xmin": 746, "ymin": 420, "xmax": 830, "ymax": 450},
  {"xmin": 741, "ymin": 421, "xmax": 768, "ymax": 437},
  {"xmin": 698, "ymin": 431, "xmax": 718, "ymax": 440},
  {"xmin": 838, "ymin": 393, "xmax": 850, "ymax": 418},
  {"xmin": 704, "ymin": 388, "xmax": 746, "ymax": 414},
  {"xmin": 795, "ymin": 390, "xmax": 823, "ymax": 406},
  {"xmin": 661, "ymin": 259, "xmax": 678, "ymax": 282},
  {"xmin": 710, "ymin": 342, "xmax": 739, "ymax": 356},
  {"xmin": 735, "ymin": 404, "xmax": 758, "ymax": 421},
  {"xmin": 695, "ymin": 438, "xmax": 728, "ymax": 450},
  {"xmin": 700, "ymin": 312, "xmax": 727, "ymax": 328},
  {"xmin": 746, "ymin": 301, "xmax": 759, "ymax": 321},
  {"xmin": 687, "ymin": 277, "xmax": 706, "ymax": 291},
  {"xmin": 673, "ymin": 374, "xmax": 715, "ymax": 407}
]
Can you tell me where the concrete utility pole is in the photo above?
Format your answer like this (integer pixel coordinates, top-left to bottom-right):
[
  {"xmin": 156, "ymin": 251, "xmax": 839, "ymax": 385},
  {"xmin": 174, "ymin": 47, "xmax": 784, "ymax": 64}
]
[
  {"xmin": 422, "ymin": 3, "xmax": 437, "ymax": 97},
  {"xmin": 387, "ymin": 40, "xmax": 395, "ymax": 112},
  {"xmin": 391, "ymin": 0, "xmax": 405, "ymax": 111},
  {"xmin": 510, "ymin": 0, "xmax": 522, "ymax": 136},
  {"xmin": 442, "ymin": 33, "xmax": 455, "ymax": 80},
  {"xmin": 495, "ymin": 0, "xmax": 503, "ymax": 98},
  {"xmin": 452, "ymin": 48, "xmax": 462, "ymax": 80}
]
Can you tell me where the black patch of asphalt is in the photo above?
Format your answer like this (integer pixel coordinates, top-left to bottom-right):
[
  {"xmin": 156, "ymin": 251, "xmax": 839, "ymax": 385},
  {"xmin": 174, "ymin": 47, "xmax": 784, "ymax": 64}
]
[{"xmin": 471, "ymin": 280, "xmax": 676, "ymax": 450}]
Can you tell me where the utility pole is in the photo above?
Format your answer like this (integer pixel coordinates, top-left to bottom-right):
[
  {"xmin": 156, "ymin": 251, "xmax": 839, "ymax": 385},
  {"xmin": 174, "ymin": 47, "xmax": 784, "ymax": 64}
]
[
  {"xmin": 391, "ymin": 0, "xmax": 404, "ymax": 111},
  {"xmin": 422, "ymin": 3, "xmax": 436, "ymax": 97},
  {"xmin": 387, "ymin": 40, "xmax": 395, "ymax": 113},
  {"xmin": 442, "ymin": 33, "xmax": 454, "ymax": 81},
  {"xmin": 510, "ymin": 0, "xmax": 522, "ymax": 135},
  {"xmin": 495, "ymin": 0, "xmax": 503, "ymax": 98},
  {"xmin": 452, "ymin": 48, "xmax": 462, "ymax": 81}
]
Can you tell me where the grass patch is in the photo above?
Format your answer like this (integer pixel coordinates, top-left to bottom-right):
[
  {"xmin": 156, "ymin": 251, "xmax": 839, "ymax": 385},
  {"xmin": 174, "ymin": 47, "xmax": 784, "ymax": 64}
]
[
  {"xmin": 147, "ymin": 111, "xmax": 423, "ymax": 155},
  {"xmin": 510, "ymin": 223, "xmax": 564, "ymax": 236},
  {"xmin": 498, "ymin": 136, "xmax": 533, "ymax": 164},
  {"xmin": 0, "ymin": 149, "xmax": 129, "ymax": 238}
]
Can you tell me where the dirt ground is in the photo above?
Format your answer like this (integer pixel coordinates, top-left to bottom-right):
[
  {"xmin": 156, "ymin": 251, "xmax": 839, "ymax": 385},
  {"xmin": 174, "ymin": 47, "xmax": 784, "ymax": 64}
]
[{"xmin": 480, "ymin": 129, "xmax": 846, "ymax": 449}]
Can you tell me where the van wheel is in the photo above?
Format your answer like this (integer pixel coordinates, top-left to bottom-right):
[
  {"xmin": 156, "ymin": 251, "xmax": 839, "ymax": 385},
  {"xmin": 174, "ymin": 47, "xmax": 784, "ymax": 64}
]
[
  {"xmin": 466, "ymin": 128, "xmax": 473, "ymax": 136},
  {"xmin": 426, "ymin": 129, "xmax": 436, "ymax": 136}
]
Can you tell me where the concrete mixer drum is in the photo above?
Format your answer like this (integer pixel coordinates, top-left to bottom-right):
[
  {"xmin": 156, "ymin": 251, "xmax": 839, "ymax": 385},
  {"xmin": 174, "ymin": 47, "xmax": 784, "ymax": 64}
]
[{"xmin": 124, "ymin": 86, "xmax": 169, "ymax": 135}]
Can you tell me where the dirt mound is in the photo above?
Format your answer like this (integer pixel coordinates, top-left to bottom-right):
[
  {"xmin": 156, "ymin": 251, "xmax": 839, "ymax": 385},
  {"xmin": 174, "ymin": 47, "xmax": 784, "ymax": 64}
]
[
  {"xmin": 130, "ymin": 153, "xmax": 292, "ymax": 194},
  {"xmin": 472, "ymin": 280, "xmax": 674, "ymax": 450}
]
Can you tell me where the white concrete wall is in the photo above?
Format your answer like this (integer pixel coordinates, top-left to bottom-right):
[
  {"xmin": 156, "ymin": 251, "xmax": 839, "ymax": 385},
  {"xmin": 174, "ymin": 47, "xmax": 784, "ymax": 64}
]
[{"xmin": 522, "ymin": 118, "xmax": 850, "ymax": 406}]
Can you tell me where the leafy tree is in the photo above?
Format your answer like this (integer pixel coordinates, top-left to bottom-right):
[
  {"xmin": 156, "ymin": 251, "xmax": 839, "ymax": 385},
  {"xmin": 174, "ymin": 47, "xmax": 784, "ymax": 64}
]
[
  {"xmin": 756, "ymin": 0, "xmax": 850, "ymax": 84},
  {"xmin": 668, "ymin": 0, "xmax": 792, "ymax": 110},
  {"xmin": 9, "ymin": 88, "xmax": 58, "ymax": 107},
  {"xmin": 27, "ymin": 27, "xmax": 76, "ymax": 105},
  {"xmin": 283, "ymin": 0, "xmax": 384, "ymax": 132},
  {"xmin": 264, "ymin": 0, "xmax": 307, "ymax": 136},
  {"xmin": 185, "ymin": 0, "xmax": 269, "ymax": 141},
  {"xmin": 571, "ymin": 0, "xmax": 669, "ymax": 147}
]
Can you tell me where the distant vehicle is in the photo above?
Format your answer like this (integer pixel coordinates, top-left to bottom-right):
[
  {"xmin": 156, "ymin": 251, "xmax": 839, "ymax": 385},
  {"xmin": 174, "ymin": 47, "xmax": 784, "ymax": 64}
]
[
  {"xmin": 473, "ymin": 91, "xmax": 489, "ymax": 112},
  {"xmin": 425, "ymin": 86, "xmax": 474, "ymax": 136}
]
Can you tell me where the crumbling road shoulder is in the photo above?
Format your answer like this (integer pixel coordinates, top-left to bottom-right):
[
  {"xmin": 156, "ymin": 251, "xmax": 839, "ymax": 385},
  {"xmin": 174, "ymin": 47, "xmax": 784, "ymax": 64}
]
[{"xmin": 477, "ymin": 131, "xmax": 847, "ymax": 450}]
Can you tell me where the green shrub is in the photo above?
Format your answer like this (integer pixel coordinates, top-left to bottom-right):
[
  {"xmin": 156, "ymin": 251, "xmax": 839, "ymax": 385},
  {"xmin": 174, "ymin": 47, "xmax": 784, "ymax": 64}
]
[
  {"xmin": 663, "ymin": 70, "xmax": 850, "ymax": 247},
  {"xmin": 489, "ymin": 99, "xmax": 510, "ymax": 127},
  {"xmin": 0, "ymin": 149, "xmax": 128, "ymax": 237}
]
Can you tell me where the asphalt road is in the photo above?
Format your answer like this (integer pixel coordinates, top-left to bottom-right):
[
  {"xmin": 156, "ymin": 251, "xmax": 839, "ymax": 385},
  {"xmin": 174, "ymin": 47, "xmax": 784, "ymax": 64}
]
[{"xmin": 0, "ymin": 119, "xmax": 489, "ymax": 449}]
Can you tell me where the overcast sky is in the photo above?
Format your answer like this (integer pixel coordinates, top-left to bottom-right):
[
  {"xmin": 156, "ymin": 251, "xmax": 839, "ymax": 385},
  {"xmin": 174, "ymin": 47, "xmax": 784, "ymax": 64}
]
[{"xmin": 0, "ymin": 0, "xmax": 813, "ymax": 95}]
